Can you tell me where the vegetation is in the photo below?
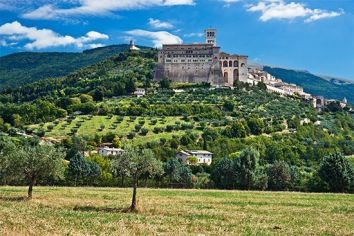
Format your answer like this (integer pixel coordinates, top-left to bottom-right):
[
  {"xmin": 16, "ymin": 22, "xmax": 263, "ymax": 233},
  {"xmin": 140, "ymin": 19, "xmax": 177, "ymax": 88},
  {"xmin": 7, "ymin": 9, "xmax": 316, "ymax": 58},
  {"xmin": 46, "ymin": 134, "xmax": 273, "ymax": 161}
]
[
  {"xmin": 111, "ymin": 145, "xmax": 163, "ymax": 211},
  {"xmin": 0, "ymin": 49, "xmax": 354, "ymax": 196},
  {"xmin": 264, "ymin": 66, "xmax": 354, "ymax": 104},
  {"xmin": 0, "ymin": 142, "xmax": 65, "ymax": 198},
  {"xmin": 0, "ymin": 45, "xmax": 139, "ymax": 89}
]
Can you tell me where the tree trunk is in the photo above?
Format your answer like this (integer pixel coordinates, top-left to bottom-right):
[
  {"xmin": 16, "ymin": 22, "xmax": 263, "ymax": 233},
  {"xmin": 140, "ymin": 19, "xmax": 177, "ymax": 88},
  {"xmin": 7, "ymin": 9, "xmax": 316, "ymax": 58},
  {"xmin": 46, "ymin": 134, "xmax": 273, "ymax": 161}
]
[
  {"xmin": 28, "ymin": 179, "xmax": 35, "ymax": 199},
  {"xmin": 130, "ymin": 177, "xmax": 138, "ymax": 211},
  {"xmin": 144, "ymin": 177, "xmax": 148, "ymax": 188},
  {"xmin": 121, "ymin": 175, "xmax": 125, "ymax": 187}
]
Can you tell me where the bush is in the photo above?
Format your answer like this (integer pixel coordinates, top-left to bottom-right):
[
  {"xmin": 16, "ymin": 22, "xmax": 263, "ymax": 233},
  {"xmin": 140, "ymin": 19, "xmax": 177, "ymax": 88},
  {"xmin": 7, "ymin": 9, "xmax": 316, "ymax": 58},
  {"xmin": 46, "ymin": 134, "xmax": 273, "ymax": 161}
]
[
  {"xmin": 135, "ymin": 124, "xmax": 142, "ymax": 132},
  {"xmin": 127, "ymin": 132, "xmax": 136, "ymax": 139},
  {"xmin": 153, "ymin": 127, "xmax": 163, "ymax": 134},
  {"xmin": 140, "ymin": 128, "xmax": 149, "ymax": 136}
]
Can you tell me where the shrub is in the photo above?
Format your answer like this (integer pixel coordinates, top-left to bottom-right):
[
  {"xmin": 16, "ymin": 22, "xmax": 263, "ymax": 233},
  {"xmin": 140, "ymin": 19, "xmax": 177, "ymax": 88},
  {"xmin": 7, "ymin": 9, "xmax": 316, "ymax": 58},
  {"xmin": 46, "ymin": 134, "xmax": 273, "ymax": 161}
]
[
  {"xmin": 127, "ymin": 132, "xmax": 136, "ymax": 139},
  {"xmin": 140, "ymin": 128, "xmax": 149, "ymax": 136},
  {"xmin": 135, "ymin": 124, "xmax": 142, "ymax": 132}
]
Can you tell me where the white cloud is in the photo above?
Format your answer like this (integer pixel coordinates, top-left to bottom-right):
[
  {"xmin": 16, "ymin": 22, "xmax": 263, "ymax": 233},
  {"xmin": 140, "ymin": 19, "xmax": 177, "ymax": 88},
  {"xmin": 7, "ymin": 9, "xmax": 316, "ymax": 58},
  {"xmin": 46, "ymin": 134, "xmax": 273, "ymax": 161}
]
[
  {"xmin": 184, "ymin": 32, "xmax": 203, "ymax": 37},
  {"xmin": 148, "ymin": 18, "xmax": 174, "ymax": 29},
  {"xmin": 219, "ymin": 0, "xmax": 240, "ymax": 7},
  {"xmin": 126, "ymin": 29, "xmax": 182, "ymax": 48},
  {"xmin": 220, "ymin": 0, "xmax": 240, "ymax": 3},
  {"xmin": 88, "ymin": 43, "xmax": 105, "ymax": 48},
  {"xmin": 247, "ymin": 0, "xmax": 343, "ymax": 23},
  {"xmin": 0, "ymin": 21, "xmax": 109, "ymax": 50},
  {"xmin": 23, "ymin": 0, "xmax": 195, "ymax": 20},
  {"xmin": 305, "ymin": 9, "xmax": 343, "ymax": 23}
]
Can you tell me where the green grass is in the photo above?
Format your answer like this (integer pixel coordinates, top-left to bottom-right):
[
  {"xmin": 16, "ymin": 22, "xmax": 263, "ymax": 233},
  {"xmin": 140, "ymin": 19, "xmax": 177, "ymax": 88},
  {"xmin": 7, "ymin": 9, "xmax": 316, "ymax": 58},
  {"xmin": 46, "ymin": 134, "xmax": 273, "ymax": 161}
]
[{"xmin": 0, "ymin": 187, "xmax": 353, "ymax": 235}]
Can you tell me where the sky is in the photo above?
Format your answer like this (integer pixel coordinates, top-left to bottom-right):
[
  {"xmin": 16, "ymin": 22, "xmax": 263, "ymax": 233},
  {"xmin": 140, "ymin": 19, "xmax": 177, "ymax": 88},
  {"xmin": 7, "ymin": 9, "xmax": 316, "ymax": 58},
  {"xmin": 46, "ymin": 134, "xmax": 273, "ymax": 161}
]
[{"xmin": 0, "ymin": 0, "xmax": 353, "ymax": 80}]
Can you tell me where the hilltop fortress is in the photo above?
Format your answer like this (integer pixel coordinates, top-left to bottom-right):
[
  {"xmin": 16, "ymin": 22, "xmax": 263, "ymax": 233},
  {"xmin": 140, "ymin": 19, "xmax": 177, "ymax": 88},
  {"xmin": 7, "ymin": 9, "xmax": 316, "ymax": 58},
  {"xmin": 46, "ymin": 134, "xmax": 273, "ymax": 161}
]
[
  {"xmin": 155, "ymin": 29, "xmax": 248, "ymax": 86},
  {"xmin": 154, "ymin": 29, "xmax": 312, "ymax": 97},
  {"xmin": 153, "ymin": 29, "xmax": 348, "ymax": 109}
]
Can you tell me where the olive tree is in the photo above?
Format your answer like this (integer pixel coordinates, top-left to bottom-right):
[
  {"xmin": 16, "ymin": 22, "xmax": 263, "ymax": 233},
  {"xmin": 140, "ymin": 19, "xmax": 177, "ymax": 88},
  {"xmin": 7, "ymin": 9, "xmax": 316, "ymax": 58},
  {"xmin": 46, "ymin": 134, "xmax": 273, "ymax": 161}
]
[
  {"xmin": 318, "ymin": 153, "xmax": 353, "ymax": 192},
  {"xmin": 0, "ymin": 142, "xmax": 65, "ymax": 199},
  {"xmin": 111, "ymin": 146, "xmax": 163, "ymax": 211}
]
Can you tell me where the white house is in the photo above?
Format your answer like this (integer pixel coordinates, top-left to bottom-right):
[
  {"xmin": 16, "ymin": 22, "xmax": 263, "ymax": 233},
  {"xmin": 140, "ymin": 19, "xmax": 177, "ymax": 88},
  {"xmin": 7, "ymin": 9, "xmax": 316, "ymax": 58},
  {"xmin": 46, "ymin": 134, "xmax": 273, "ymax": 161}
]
[
  {"xmin": 134, "ymin": 88, "xmax": 146, "ymax": 97},
  {"xmin": 98, "ymin": 147, "xmax": 124, "ymax": 157},
  {"xmin": 176, "ymin": 150, "xmax": 213, "ymax": 165}
]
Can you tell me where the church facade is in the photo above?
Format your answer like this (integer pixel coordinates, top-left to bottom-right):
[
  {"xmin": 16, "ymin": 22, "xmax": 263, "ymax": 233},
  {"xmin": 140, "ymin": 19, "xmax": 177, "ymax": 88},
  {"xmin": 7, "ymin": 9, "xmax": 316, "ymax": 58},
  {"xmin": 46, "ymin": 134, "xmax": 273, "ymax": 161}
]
[{"xmin": 155, "ymin": 29, "xmax": 248, "ymax": 86}]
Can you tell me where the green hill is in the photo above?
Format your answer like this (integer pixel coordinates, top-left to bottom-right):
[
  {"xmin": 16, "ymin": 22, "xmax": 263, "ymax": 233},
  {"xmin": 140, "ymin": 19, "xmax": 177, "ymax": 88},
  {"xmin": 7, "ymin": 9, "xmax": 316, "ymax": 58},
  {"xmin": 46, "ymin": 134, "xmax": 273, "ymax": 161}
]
[
  {"xmin": 263, "ymin": 66, "xmax": 354, "ymax": 104},
  {"xmin": 0, "ymin": 45, "xmax": 139, "ymax": 89}
]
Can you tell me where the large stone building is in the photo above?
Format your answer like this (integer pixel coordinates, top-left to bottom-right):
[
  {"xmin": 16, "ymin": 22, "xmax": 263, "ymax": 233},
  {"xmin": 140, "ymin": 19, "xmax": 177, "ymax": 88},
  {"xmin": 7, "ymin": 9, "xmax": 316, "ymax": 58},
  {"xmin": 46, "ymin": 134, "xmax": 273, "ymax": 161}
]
[{"xmin": 155, "ymin": 29, "xmax": 248, "ymax": 86}]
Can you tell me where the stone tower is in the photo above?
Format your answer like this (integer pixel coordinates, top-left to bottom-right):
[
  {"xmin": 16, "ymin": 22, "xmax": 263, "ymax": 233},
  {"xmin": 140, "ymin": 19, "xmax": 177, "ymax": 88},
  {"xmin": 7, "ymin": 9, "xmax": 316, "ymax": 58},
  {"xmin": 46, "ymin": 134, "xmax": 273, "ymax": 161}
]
[{"xmin": 205, "ymin": 29, "xmax": 217, "ymax": 47}]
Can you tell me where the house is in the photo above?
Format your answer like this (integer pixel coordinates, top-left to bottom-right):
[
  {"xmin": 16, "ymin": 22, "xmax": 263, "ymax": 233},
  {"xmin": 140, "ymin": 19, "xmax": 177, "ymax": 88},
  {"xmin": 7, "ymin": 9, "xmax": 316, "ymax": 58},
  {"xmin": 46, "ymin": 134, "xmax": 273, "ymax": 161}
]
[
  {"xmin": 98, "ymin": 146, "xmax": 124, "ymax": 156},
  {"xmin": 134, "ymin": 88, "xmax": 146, "ymax": 97},
  {"xmin": 176, "ymin": 150, "xmax": 213, "ymax": 165}
]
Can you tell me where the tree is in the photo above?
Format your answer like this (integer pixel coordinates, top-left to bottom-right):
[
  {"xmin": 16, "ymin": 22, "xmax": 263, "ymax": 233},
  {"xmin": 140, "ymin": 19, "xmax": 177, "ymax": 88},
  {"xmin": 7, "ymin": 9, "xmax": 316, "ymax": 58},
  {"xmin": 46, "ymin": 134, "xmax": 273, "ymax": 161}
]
[
  {"xmin": 112, "ymin": 136, "xmax": 122, "ymax": 148},
  {"xmin": 187, "ymin": 156, "xmax": 198, "ymax": 165},
  {"xmin": 125, "ymin": 78, "xmax": 136, "ymax": 93},
  {"xmin": 267, "ymin": 161, "xmax": 291, "ymax": 191},
  {"xmin": 67, "ymin": 152, "xmax": 101, "ymax": 186},
  {"xmin": 164, "ymin": 158, "xmax": 192, "ymax": 185},
  {"xmin": 79, "ymin": 94, "xmax": 93, "ymax": 103},
  {"xmin": 234, "ymin": 148, "xmax": 260, "ymax": 190},
  {"xmin": 225, "ymin": 120, "xmax": 249, "ymax": 138},
  {"xmin": 111, "ymin": 146, "xmax": 163, "ymax": 211},
  {"xmin": 0, "ymin": 142, "xmax": 65, "ymax": 199},
  {"xmin": 67, "ymin": 152, "xmax": 88, "ymax": 186},
  {"xmin": 223, "ymin": 100, "xmax": 234, "ymax": 112},
  {"xmin": 247, "ymin": 117, "xmax": 264, "ymax": 135},
  {"xmin": 65, "ymin": 136, "xmax": 87, "ymax": 160},
  {"xmin": 211, "ymin": 158, "xmax": 235, "ymax": 189},
  {"xmin": 318, "ymin": 153, "xmax": 353, "ymax": 192},
  {"xmin": 159, "ymin": 77, "xmax": 171, "ymax": 89}
]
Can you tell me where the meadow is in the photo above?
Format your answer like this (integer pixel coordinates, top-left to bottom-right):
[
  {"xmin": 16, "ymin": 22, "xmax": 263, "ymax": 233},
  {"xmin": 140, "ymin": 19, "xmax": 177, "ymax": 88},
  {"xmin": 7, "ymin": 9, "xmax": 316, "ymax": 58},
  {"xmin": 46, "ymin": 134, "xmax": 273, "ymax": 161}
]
[{"xmin": 0, "ymin": 187, "xmax": 353, "ymax": 235}]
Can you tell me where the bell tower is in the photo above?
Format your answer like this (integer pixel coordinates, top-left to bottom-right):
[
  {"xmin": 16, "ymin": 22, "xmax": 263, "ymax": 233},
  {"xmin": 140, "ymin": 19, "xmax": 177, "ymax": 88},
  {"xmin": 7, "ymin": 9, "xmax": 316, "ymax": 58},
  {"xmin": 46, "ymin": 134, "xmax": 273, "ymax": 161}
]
[{"xmin": 205, "ymin": 29, "xmax": 217, "ymax": 46}]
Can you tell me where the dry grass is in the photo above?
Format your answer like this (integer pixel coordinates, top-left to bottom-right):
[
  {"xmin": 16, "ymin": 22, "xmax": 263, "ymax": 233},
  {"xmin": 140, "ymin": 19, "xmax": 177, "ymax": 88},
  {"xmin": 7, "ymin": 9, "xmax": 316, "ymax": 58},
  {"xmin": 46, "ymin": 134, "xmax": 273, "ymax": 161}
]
[{"xmin": 0, "ymin": 187, "xmax": 353, "ymax": 235}]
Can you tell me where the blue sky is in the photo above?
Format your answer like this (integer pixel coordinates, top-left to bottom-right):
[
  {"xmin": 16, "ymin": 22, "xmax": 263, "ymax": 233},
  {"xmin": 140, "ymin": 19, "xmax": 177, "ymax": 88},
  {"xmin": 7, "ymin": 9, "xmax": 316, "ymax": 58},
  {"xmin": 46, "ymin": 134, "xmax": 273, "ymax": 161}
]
[{"xmin": 0, "ymin": 0, "xmax": 353, "ymax": 80}]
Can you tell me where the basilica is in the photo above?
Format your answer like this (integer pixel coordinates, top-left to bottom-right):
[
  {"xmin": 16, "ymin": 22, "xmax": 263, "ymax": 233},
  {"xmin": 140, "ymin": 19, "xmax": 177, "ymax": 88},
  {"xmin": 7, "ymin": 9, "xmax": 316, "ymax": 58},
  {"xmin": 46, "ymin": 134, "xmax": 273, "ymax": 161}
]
[{"xmin": 154, "ymin": 29, "xmax": 248, "ymax": 86}]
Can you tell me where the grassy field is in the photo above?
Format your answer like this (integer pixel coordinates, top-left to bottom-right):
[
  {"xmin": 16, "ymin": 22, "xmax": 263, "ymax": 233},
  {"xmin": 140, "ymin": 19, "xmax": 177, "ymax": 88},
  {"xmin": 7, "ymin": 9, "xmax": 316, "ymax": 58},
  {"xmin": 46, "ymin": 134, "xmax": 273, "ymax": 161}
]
[
  {"xmin": 28, "ymin": 115, "xmax": 202, "ymax": 144},
  {"xmin": 0, "ymin": 187, "xmax": 353, "ymax": 235}
]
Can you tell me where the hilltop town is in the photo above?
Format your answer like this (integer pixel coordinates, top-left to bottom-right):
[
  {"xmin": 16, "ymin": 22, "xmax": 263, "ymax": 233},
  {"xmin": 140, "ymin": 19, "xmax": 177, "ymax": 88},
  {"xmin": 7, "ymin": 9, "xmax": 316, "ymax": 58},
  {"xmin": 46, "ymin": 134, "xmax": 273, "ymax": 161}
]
[{"xmin": 149, "ymin": 29, "xmax": 348, "ymax": 110}]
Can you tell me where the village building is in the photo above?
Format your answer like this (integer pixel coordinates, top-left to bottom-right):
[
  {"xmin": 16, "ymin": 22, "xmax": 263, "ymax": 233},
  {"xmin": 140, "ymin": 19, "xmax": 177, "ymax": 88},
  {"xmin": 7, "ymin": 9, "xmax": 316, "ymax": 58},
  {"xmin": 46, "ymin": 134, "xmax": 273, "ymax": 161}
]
[
  {"xmin": 134, "ymin": 88, "xmax": 146, "ymax": 97},
  {"xmin": 176, "ymin": 150, "xmax": 213, "ymax": 165},
  {"xmin": 129, "ymin": 40, "xmax": 140, "ymax": 51},
  {"xmin": 98, "ymin": 146, "xmax": 124, "ymax": 157}
]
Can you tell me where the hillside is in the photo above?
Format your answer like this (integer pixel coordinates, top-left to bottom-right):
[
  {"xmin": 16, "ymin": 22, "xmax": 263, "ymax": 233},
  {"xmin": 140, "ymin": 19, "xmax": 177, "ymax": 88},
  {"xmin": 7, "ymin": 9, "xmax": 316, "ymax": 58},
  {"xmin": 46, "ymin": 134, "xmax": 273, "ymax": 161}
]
[
  {"xmin": 0, "ymin": 44, "xmax": 141, "ymax": 89},
  {"xmin": 2, "ymin": 45, "xmax": 353, "ymax": 104},
  {"xmin": 1, "ymin": 49, "xmax": 354, "ymax": 195},
  {"xmin": 263, "ymin": 66, "xmax": 354, "ymax": 103}
]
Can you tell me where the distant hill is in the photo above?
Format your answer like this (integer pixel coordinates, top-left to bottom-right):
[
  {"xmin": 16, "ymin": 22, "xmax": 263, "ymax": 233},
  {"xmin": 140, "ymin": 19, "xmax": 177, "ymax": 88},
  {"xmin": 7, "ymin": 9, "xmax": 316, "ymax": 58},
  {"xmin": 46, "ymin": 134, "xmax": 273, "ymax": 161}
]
[
  {"xmin": 0, "ymin": 44, "xmax": 144, "ymax": 89},
  {"xmin": 263, "ymin": 66, "xmax": 354, "ymax": 104}
]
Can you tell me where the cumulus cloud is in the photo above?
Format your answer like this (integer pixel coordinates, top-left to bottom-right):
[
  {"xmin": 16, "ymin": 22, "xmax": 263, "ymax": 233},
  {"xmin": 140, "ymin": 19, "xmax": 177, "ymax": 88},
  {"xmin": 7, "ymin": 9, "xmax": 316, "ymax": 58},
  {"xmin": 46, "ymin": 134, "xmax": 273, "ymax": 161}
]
[
  {"xmin": 148, "ymin": 18, "xmax": 174, "ymax": 30},
  {"xmin": 126, "ymin": 29, "xmax": 182, "ymax": 48},
  {"xmin": 23, "ymin": 0, "xmax": 195, "ymax": 20},
  {"xmin": 0, "ymin": 21, "xmax": 108, "ymax": 50},
  {"xmin": 247, "ymin": 0, "xmax": 343, "ymax": 23}
]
